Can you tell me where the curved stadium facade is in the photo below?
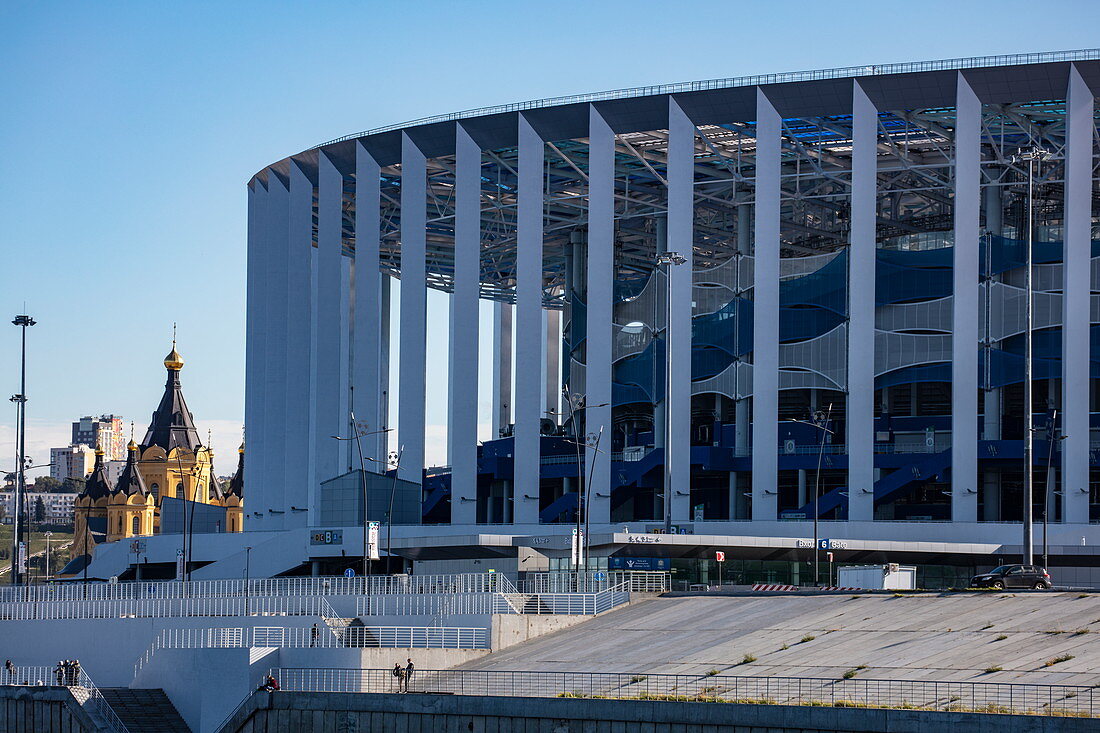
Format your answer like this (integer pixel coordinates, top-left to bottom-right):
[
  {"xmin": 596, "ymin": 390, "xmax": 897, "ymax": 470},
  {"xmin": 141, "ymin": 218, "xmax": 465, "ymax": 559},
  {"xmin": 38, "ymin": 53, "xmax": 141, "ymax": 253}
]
[{"xmin": 242, "ymin": 51, "xmax": 1100, "ymax": 585}]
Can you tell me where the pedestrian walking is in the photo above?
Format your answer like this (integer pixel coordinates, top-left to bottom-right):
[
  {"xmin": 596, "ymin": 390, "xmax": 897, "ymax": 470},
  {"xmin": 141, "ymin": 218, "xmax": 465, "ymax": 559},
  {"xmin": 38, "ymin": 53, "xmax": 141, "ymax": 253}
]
[
  {"xmin": 310, "ymin": 623, "xmax": 318, "ymax": 648},
  {"xmin": 404, "ymin": 658, "xmax": 414, "ymax": 690}
]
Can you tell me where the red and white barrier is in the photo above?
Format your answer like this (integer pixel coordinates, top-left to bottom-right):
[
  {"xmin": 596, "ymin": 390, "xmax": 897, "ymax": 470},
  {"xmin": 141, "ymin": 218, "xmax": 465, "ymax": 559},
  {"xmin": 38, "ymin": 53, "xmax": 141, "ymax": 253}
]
[{"xmin": 751, "ymin": 584, "xmax": 798, "ymax": 592}]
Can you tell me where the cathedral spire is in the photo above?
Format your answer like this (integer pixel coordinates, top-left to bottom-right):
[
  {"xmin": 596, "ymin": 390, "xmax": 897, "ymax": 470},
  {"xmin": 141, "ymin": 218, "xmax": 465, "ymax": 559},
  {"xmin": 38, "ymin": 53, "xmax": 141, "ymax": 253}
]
[{"xmin": 142, "ymin": 337, "xmax": 201, "ymax": 452}]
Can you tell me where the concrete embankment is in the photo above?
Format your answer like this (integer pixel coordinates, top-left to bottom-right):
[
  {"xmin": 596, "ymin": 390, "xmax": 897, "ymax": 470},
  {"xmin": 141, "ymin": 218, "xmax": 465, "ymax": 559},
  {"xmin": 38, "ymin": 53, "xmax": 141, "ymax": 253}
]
[{"xmin": 460, "ymin": 592, "xmax": 1100, "ymax": 685}]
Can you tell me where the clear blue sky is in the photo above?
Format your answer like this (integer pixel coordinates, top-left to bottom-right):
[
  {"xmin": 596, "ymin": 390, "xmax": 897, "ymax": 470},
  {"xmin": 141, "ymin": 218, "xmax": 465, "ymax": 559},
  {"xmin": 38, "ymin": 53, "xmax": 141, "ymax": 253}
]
[{"xmin": 1, "ymin": 0, "xmax": 1098, "ymax": 472}]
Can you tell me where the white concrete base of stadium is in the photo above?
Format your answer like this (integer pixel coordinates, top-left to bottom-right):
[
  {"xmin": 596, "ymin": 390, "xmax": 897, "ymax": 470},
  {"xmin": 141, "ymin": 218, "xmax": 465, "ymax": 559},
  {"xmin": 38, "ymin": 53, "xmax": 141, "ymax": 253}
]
[{"xmin": 80, "ymin": 520, "xmax": 1100, "ymax": 585}]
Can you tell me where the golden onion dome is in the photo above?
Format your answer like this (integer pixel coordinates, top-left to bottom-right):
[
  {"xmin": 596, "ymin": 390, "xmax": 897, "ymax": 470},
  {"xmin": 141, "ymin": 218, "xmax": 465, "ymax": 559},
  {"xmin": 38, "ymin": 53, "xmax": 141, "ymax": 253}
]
[
  {"xmin": 94, "ymin": 444, "xmax": 104, "ymax": 456},
  {"xmin": 164, "ymin": 344, "xmax": 184, "ymax": 370},
  {"xmin": 238, "ymin": 441, "xmax": 245, "ymax": 454},
  {"xmin": 127, "ymin": 439, "xmax": 138, "ymax": 452}
]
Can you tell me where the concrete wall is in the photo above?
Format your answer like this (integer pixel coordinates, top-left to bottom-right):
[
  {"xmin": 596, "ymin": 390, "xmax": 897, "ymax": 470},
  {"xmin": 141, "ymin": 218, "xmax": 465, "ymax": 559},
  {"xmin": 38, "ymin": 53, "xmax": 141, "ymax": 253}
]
[
  {"xmin": 0, "ymin": 686, "xmax": 100, "ymax": 732},
  {"xmin": 221, "ymin": 691, "xmax": 1100, "ymax": 733},
  {"xmin": 490, "ymin": 612, "xmax": 593, "ymax": 652},
  {"xmin": 134, "ymin": 647, "xmax": 255, "ymax": 733}
]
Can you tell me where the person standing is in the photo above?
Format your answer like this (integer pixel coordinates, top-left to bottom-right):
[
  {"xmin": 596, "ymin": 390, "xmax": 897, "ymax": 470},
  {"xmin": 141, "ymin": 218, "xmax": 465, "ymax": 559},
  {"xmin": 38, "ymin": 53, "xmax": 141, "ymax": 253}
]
[
  {"xmin": 404, "ymin": 658, "xmax": 414, "ymax": 691},
  {"xmin": 392, "ymin": 662, "xmax": 404, "ymax": 693},
  {"xmin": 310, "ymin": 623, "xmax": 319, "ymax": 648}
]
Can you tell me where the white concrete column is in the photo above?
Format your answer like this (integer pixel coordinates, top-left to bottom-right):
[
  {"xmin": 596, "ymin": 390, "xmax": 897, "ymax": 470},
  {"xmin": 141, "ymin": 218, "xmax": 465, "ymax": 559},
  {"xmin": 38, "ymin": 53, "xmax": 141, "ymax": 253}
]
[
  {"xmin": 315, "ymin": 153, "xmax": 351, "ymax": 500},
  {"xmin": 752, "ymin": 88, "xmax": 781, "ymax": 520},
  {"xmin": 667, "ymin": 98, "xmax": 695, "ymax": 523},
  {"xmin": 1062, "ymin": 64, "xmax": 1094, "ymax": 524},
  {"xmin": 544, "ymin": 309, "xmax": 561, "ymax": 420},
  {"xmin": 848, "ymin": 81, "xmax": 877, "ymax": 521},
  {"xmin": 288, "ymin": 161, "xmax": 316, "ymax": 521},
  {"xmin": 450, "ymin": 124, "xmax": 481, "ymax": 525},
  {"xmin": 264, "ymin": 173, "xmax": 290, "ymax": 526},
  {"xmin": 244, "ymin": 180, "xmax": 268, "ymax": 526},
  {"xmin": 492, "ymin": 302, "xmax": 513, "ymax": 439},
  {"xmin": 353, "ymin": 144, "xmax": 386, "ymax": 464},
  {"xmin": 586, "ymin": 104, "xmax": 615, "ymax": 526},
  {"xmin": 398, "ymin": 134, "xmax": 427, "ymax": 487},
  {"xmin": 951, "ymin": 73, "xmax": 980, "ymax": 522},
  {"xmin": 514, "ymin": 113, "xmax": 544, "ymax": 524}
]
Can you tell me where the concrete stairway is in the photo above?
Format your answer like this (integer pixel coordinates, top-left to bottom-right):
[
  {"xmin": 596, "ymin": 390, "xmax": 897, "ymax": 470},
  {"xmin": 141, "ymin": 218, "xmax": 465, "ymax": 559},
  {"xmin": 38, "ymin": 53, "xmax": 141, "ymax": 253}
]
[{"xmin": 99, "ymin": 688, "xmax": 190, "ymax": 732}]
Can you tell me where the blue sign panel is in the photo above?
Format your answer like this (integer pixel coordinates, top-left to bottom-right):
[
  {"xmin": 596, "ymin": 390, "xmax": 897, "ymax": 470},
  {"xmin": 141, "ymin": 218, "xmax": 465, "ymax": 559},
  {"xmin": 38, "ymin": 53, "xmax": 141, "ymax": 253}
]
[
  {"xmin": 344, "ymin": 568, "xmax": 355, "ymax": 578},
  {"xmin": 609, "ymin": 557, "xmax": 670, "ymax": 571}
]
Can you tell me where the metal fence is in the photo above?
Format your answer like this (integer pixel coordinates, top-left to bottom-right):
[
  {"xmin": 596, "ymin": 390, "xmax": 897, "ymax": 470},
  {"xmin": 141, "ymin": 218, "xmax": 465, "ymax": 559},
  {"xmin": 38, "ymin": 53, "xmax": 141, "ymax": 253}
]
[
  {"xmin": 357, "ymin": 582, "xmax": 633, "ymax": 617},
  {"xmin": 519, "ymin": 571, "xmax": 669, "ymax": 593},
  {"xmin": 1, "ymin": 665, "xmax": 130, "ymax": 732},
  {"xmin": 134, "ymin": 625, "xmax": 489, "ymax": 676},
  {"xmin": 0, "ymin": 573, "xmax": 517, "ymax": 604},
  {"xmin": 270, "ymin": 667, "xmax": 1099, "ymax": 718},
  {"xmin": 0, "ymin": 594, "xmax": 338, "ymax": 621}
]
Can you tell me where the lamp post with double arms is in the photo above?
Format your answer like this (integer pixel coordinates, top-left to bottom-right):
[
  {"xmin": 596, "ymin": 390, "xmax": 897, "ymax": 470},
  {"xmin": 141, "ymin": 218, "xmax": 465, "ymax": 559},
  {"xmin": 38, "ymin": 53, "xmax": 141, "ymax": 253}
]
[
  {"xmin": 551, "ymin": 395, "xmax": 609, "ymax": 585},
  {"xmin": 793, "ymin": 404, "xmax": 834, "ymax": 587},
  {"xmin": 656, "ymin": 253, "xmax": 687, "ymax": 534},
  {"xmin": 332, "ymin": 418, "xmax": 393, "ymax": 578},
  {"xmin": 9, "ymin": 314, "xmax": 35, "ymax": 586},
  {"xmin": 1010, "ymin": 145, "xmax": 1051, "ymax": 566}
]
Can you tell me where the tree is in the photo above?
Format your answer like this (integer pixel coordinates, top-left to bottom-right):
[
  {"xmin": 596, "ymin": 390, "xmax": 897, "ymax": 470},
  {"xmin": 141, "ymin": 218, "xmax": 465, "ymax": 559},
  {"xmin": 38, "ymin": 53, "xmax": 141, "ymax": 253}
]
[
  {"xmin": 59, "ymin": 478, "xmax": 83, "ymax": 494},
  {"xmin": 34, "ymin": 497, "xmax": 46, "ymax": 523},
  {"xmin": 33, "ymin": 476, "xmax": 62, "ymax": 492}
]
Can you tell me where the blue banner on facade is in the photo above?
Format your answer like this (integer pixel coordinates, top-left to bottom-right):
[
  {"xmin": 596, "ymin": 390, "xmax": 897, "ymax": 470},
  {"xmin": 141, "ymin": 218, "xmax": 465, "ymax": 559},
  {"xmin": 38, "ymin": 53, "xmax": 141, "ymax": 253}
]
[{"xmin": 609, "ymin": 557, "xmax": 670, "ymax": 571}]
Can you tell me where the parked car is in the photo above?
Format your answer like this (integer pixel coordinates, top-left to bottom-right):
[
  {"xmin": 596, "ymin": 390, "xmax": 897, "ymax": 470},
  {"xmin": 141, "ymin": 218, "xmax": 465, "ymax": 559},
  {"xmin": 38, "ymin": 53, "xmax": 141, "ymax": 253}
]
[{"xmin": 970, "ymin": 565, "xmax": 1051, "ymax": 590}]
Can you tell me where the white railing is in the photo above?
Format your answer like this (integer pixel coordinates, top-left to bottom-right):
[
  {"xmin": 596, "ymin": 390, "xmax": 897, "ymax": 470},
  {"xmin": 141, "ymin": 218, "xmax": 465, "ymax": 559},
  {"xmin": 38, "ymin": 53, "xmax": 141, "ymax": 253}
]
[
  {"xmin": 134, "ymin": 624, "xmax": 488, "ymax": 676},
  {"xmin": 358, "ymin": 592, "xmax": 503, "ymax": 617},
  {"xmin": 0, "ymin": 573, "xmax": 515, "ymax": 604},
  {"xmin": 356, "ymin": 582, "xmax": 633, "ymax": 617},
  {"xmin": 0, "ymin": 665, "xmax": 129, "ymax": 732},
  {"xmin": 519, "ymin": 571, "xmax": 669, "ymax": 594},
  {"xmin": 0, "ymin": 594, "xmax": 338, "ymax": 621}
]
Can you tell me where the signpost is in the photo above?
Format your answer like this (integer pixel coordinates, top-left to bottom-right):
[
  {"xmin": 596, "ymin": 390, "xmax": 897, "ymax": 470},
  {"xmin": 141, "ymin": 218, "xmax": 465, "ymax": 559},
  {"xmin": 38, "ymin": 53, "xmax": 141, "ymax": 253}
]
[
  {"xmin": 344, "ymin": 568, "xmax": 355, "ymax": 579},
  {"xmin": 175, "ymin": 549, "xmax": 185, "ymax": 581},
  {"xmin": 716, "ymin": 551, "xmax": 725, "ymax": 587}
]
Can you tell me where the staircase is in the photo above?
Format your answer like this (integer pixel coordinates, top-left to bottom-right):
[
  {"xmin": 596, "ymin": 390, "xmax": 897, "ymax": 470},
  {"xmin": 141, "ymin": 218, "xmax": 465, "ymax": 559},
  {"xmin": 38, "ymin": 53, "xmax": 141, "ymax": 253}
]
[
  {"xmin": 324, "ymin": 616, "xmax": 366, "ymax": 646},
  {"xmin": 98, "ymin": 688, "xmax": 190, "ymax": 732},
  {"xmin": 799, "ymin": 449, "xmax": 952, "ymax": 517}
]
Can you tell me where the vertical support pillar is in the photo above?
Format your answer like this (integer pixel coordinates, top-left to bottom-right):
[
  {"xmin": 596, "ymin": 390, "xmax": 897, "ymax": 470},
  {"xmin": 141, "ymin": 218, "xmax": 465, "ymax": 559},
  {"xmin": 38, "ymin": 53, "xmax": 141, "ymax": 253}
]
[
  {"xmin": 586, "ymin": 104, "xmax": 615, "ymax": 526},
  {"xmin": 316, "ymin": 153, "xmax": 351, "ymax": 506},
  {"xmin": 288, "ymin": 161, "xmax": 316, "ymax": 520},
  {"xmin": 264, "ymin": 173, "xmax": 290, "ymax": 526},
  {"xmin": 353, "ymin": 144, "xmax": 385, "ymax": 463},
  {"xmin": 514, "ymin": 113, "xmax": 544, "ymax": 524},
  {"xmin": 848, "ymin": 81, "xmax": 877, "ymax": 521},
  {"xmin": 492, "ymin": 302, "xmax": 513, "ymax": 439},
  {"xmin": 752, "ymin": 89, "xmax": 781, "ymax": 520},
  {"xmin": 398, "ymin": 134, "xmax": 427, "ymax": 487},
  {"xmin": 544, "ymin": 310, "xmax": 561, "ymax": 419},
  {"xmin": 450, "ymin": 124, "xmax": 481, "ymax": 525},
  {"xmin": 244, "ymin": 180, "xmax": 268, "ymax": 527},
  {"xmin": 951, "ymin": 73, "xmax": 980, "ymax": 522},
  {"xmin": 667, "ymin": 98, "xmax": 695, "ymax": 523},
  {"xmin": 1062, "ymin": 64, "xmax": 1093, "ymax": 523}
]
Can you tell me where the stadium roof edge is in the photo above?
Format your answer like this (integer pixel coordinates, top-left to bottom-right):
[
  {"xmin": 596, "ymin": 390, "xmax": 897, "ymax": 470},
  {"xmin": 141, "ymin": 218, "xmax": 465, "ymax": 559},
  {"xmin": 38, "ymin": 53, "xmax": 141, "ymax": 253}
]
[{"xmin": 311, "ymin": 49, "xmax": 1100, "ymax": 149}]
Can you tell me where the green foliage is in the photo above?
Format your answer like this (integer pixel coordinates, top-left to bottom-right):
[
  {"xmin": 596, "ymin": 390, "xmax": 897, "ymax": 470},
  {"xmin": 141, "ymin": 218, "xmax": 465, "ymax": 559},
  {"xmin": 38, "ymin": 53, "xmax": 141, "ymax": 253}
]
[
  {"xmin": 1044, "ymin": 654, "xmax": 1075, "ymax": 667},
  {"xmin": 984, "ymin": 665, "xmax": 1002, "ymax": 673},
  {"xmin": 800, "ymin": 635, "xmax": 816, "ymax": 643},
  {"xmin": 739, "ymin": 654, "xmax": 756, "ymax": 665},
  {"xmin": 994, "ymin": 634, "xmax": 1008, "ymax": 641}
]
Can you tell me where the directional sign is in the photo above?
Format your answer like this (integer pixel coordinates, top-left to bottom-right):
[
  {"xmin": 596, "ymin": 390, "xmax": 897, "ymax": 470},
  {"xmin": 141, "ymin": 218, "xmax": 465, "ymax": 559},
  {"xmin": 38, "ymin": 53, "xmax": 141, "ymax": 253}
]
[
  {"xmin": 344, "ymin": 568, "xmax": 355, "ymax": 578},
  {"xmin": 715, "ymin": 551, "xmax": 726, "ymax": 563}
]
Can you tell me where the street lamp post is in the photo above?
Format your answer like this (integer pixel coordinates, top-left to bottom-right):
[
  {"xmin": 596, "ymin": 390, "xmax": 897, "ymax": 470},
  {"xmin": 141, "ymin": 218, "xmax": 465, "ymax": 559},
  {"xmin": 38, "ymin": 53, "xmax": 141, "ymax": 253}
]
[
  {"xmin": 43, "ymin": 531, "xmax": 52, "ymax": 581},
  {"xmin": 244, "ymin": 546, "xmax": 252, "ymax": 616},
  {"xmin": 656, "ymin": 253, "xmax": 686, "ymax": 534},
  {"xmin": 794, "ymin": 405, "xmax": 834, "ymax": 587},
  {"xmin": 9, "ymin": 313, "xmax": 35, "ymax": 586},
  {"xmin": 332, "ymin": 420, "xmax": 393, "ymax": 578},
  {"xmin": 552, "ymin": 396, "xmax": 609, "ymax": 587},
  {"xmin": 1011, "ymin": 146, "xmax": 1051, "ymax": 566}
]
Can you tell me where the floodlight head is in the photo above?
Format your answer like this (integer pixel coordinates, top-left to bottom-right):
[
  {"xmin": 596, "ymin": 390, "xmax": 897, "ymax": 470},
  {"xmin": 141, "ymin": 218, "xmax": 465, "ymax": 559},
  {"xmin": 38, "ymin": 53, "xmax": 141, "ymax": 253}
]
[{"xmin": 12, "ymin": 315, "xmax": 34, "ymax": 327}]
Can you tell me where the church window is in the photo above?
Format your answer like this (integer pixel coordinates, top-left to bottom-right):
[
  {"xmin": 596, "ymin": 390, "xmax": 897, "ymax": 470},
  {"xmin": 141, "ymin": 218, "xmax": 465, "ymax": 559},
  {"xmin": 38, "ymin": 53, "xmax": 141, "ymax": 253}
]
[
  {"xmin": 132, "ymin": 516, "xmax": 140, "ymax": 535},
  {"xmin": 150, "ymin": 483, "xmax": 159, "ymax": 499}
]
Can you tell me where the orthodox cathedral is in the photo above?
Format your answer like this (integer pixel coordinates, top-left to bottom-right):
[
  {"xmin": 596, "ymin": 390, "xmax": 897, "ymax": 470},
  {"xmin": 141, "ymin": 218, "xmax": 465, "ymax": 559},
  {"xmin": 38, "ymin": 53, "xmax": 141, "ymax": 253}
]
[{"xmin": 70, "ymin": 343, "xmax": 244, "ymax": 568}]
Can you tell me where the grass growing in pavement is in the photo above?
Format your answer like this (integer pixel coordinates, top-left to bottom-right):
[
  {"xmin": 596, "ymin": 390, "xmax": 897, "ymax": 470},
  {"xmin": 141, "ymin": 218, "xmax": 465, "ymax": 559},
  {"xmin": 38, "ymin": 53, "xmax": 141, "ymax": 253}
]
[
  {"xmin": 739, "ymin": 654, "xmax": 756, "ymax": 665},
  {"xmin": 984, "ymin": 665, "xmax": 1003, "ymax": 674},
  {"xmin": 994, "ymin": 634, "xmax": 1008, "ymax": 641},
  {"xmin": 1044, "ymin": 655, "xmax": 1075, "ymax": 667},
  {"xmin": 800, "ymin": 635, "xmax": 816, "ymax": 643}
]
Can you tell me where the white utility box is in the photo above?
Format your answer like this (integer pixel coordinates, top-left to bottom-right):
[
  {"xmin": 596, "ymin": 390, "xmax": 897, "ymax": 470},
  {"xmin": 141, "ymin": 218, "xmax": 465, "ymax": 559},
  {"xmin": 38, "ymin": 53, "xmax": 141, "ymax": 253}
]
[{"xmin": 837, "ymin": 563, "xmax": 916, "ymax": 590}]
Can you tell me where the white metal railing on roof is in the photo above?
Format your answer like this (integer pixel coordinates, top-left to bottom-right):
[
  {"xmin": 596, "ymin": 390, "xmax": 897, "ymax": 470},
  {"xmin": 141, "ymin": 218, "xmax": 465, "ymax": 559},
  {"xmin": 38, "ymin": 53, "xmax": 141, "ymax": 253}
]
[
  {"xmin": 312, "ymin": 50, "xmax": 1100, "ymax": 149},
  {"xmin": 134, "ymin": 624, "xmax": 488, "ymax": 677},
  {"xmin": 520, "ymin": 571, "xmax": 669, "ymax": 594},
  {"xmin": 356, "ymin": 583, "xmax": 634, "ymax": 617},
  {"xmin": 0, "ymin": 594, "xmax": 338, "ymax": 621},
  {"xmin": 0, "ymin": 665, "xmax": 130, "ymax": 733},
  {"xmin": 0, "ymin": 572, "xmax": 514, "ymax": 604}
]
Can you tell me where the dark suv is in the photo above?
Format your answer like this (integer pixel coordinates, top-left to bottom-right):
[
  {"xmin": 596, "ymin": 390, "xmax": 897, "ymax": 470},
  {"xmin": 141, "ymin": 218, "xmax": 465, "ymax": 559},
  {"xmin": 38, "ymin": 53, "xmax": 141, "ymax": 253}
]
[{"xmin": 970, "ymin": 565, "xmax": 1051, "ymax": 590}]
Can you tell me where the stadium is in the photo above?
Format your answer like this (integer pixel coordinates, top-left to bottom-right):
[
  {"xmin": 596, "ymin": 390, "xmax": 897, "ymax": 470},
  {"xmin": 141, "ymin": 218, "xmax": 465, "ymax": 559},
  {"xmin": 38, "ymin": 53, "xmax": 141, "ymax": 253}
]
[{"xmin": 206, "ymin": 50, "xmax": 1100, "ymax": 589}]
